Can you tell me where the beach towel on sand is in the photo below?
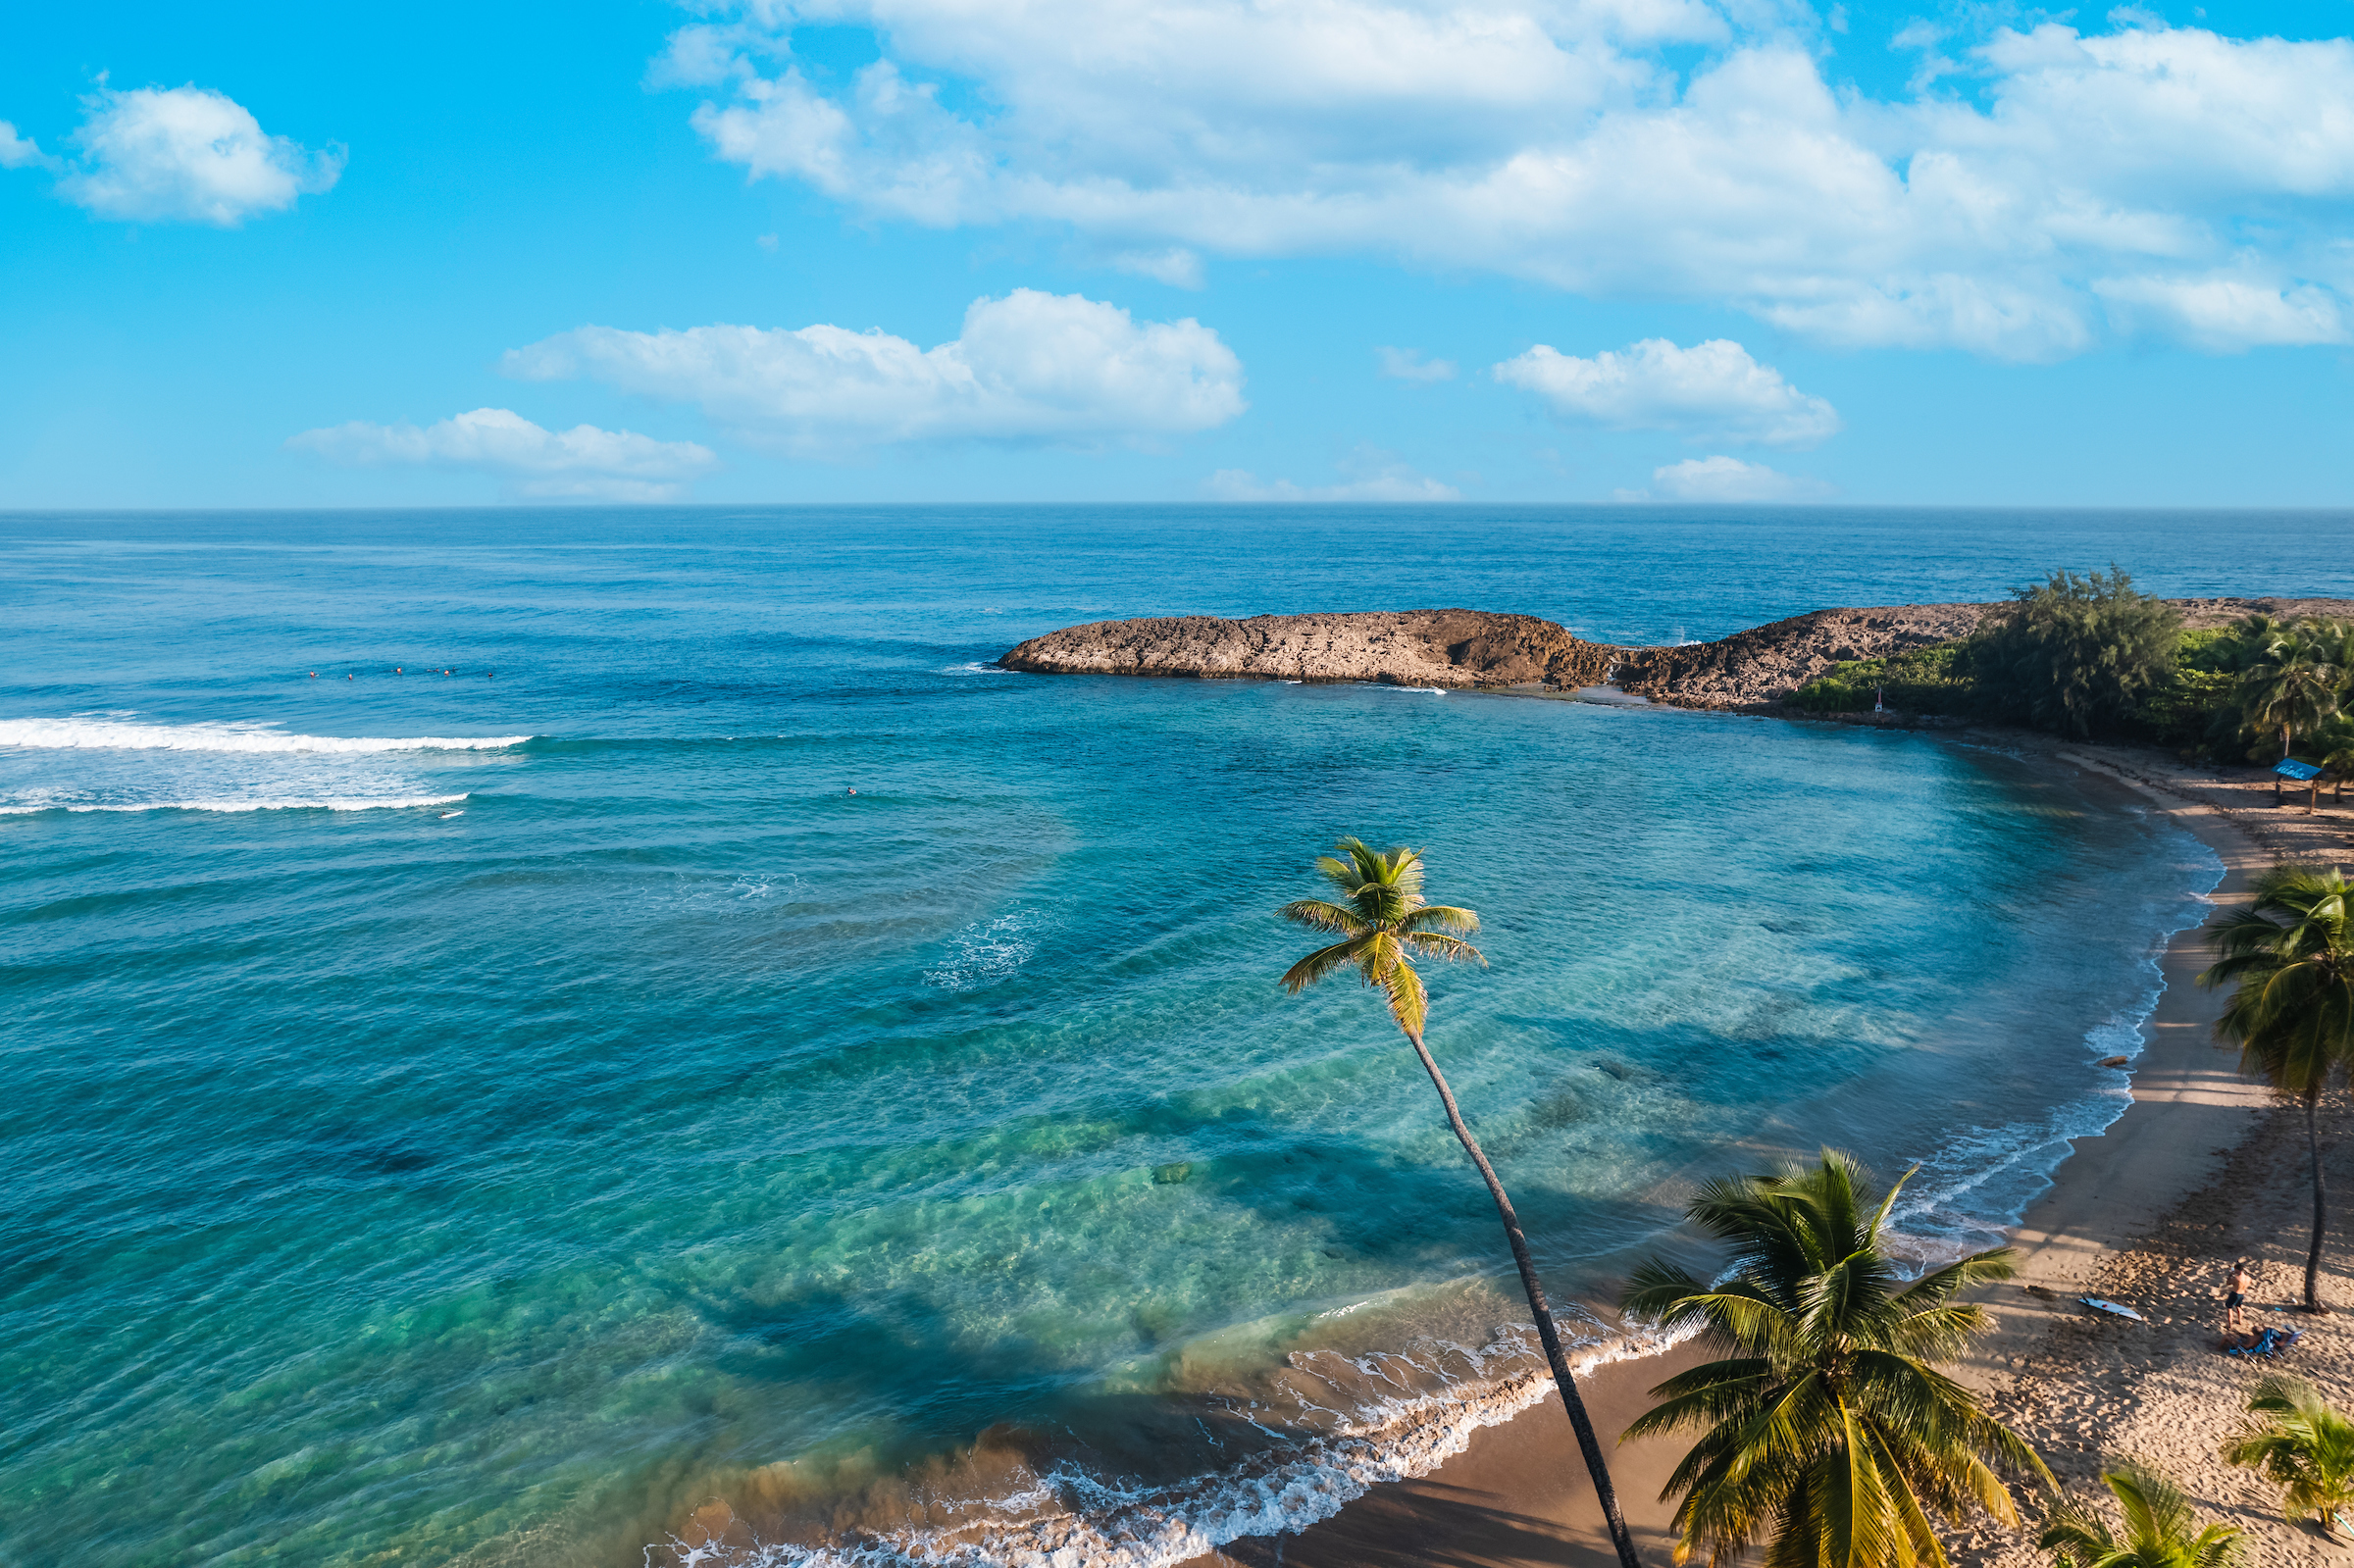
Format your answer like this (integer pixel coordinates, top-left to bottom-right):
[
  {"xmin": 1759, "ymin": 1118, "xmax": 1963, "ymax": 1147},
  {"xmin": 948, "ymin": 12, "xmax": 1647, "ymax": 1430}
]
[{"xmin": 2225, "ymin": 1326, "xmax": 2305, "ymax": 1358}]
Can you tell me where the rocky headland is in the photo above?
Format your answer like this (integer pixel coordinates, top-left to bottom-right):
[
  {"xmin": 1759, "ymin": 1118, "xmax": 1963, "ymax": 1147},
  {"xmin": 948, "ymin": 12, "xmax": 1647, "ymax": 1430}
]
[{"xmin": 998, "ymin": 598, "xmax": 2354, "ymax": 711}]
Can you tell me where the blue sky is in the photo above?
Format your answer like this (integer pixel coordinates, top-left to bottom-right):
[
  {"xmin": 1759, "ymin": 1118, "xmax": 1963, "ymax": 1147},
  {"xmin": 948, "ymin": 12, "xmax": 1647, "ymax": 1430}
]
[{"xmin": 3, "ymin": 0, "xmax": 2352, "ymax": 507}]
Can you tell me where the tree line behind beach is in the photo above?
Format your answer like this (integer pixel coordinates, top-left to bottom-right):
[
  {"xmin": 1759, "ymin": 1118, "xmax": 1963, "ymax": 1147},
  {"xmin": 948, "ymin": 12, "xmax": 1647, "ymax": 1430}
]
[{"xmin": 1789, "ymin": 571, "xmax": 2354, "ymax": 791}]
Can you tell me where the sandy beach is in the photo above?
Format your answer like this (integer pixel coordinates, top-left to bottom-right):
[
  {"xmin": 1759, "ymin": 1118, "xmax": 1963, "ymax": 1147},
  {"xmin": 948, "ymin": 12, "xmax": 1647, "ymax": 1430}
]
[{"xmin": 1189, "ymin": 734, "xmax": 2354, "ymax": 1568}]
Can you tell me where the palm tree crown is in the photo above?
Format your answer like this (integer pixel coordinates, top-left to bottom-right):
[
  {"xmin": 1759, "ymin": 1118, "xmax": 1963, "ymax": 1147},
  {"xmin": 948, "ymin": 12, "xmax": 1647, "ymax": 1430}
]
[
  {"xmin": 2039, "ymin": 1462, "xmax": 2242, "ymax": 1568},
  {"xmin": 1279, "ymin": 837, "xmax": 1485, "ymax": 1037},
  {"xmin": 1623, "ymin": 1149, "xmax": 2051, "ymax": 1568},
  {"xmin": 2221, "ymin": 1374, "xmax": 2354, "ymax": 1539},
  {"xmin": 2238, "ymin": 632, "xmax": 2341, "ymax": 792},
  {"xmin": 2207, "ymin": 867, "xmax": 2354, "ymax": 1087},
  {"xmin": 2200, "ymin": 866, "xmax": 2354, "ymax": 1311}
]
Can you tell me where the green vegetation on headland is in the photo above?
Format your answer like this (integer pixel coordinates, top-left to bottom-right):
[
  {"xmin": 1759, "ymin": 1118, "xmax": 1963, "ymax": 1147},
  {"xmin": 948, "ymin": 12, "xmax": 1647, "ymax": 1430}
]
[{"xmin": 1790, "ymin": 569, "xmax": 2353, "ymax": 782}]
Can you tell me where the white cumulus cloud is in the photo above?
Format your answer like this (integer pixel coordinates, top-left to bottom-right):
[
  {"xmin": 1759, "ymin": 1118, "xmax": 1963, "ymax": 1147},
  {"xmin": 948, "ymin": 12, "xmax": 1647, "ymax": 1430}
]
[
  {"xmin": 287, "ymin": 408, "xmax": 717, "ymax": 502},
  {"xmin": 502, "ymin": 288, "xmax": 1246, "ymax": 454},
  {"xmin": 1109, "ymin": 247, "xmax": 1205, "ymax": 288},
  {"xmin": 1494, "ymin": 337, "xmax": 1839, "ymax": 447},
  {"xmin": 49, "ymin": 85, "xmax": 341, "ymax": 226},
  {"xmin": 1377, "ymin": 346, "xmax": 1456, "ymax": 382},
  {"xmin": 663, "ymin": 5, "xmax": 2354, "ymax": 358},
  {"xmin": 1638, "ymin": 455, "xmax": 1833, "ymax": 502},
  {"xmin": 2092, "ymin": 273, "xmax": 2348, "ymax": 352},
  {"xmin": 0, "ymin": 120, "xmax": 57, "ymax": 171}
]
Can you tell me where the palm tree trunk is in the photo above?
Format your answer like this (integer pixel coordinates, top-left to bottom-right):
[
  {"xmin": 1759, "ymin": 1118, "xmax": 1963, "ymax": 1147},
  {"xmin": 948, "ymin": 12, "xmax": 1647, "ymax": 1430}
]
[
  {"xmin": 1405, "ymin": 1029, "xmax": 1643, "ymax": 1568},
  {"xmin": 2279, "ymin": 725, "xmax": 2291, "ymax": 802},
  {"xmin": 2307, "ymin": 1091, "xmax": 2331, "ymax": 1314}
]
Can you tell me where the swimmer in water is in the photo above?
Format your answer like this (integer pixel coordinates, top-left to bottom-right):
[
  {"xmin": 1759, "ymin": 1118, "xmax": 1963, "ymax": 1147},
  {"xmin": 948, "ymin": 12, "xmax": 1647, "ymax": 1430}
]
[{"xmin": 847, "ymin": 787, "xmax": 856, "ymax": 795}]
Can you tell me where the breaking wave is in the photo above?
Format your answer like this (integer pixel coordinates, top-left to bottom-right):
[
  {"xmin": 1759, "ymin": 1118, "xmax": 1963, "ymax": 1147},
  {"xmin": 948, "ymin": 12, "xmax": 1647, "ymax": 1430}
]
[
  {"xmin": 647, "ymin": 1320, "xmax": 1694, "ymax": 1568},
  {"xmin": 0, "ymin": 718, "xmax": 531, "ymax": 754}
]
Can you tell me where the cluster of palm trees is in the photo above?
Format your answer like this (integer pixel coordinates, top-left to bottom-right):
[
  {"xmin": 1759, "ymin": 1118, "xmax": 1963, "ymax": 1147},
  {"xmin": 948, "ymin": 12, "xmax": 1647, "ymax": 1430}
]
[
  {"xmin": 2201, "ymin": 866, "xmax": 2354, "ymax": 1312},
  {"xmin": 1278, "ymin": 839, "xmax": 2354, "ymax": 1568},
  {"xmin": 2201, "ymin": 616, "xmax": 2354, "ymax": 803}
]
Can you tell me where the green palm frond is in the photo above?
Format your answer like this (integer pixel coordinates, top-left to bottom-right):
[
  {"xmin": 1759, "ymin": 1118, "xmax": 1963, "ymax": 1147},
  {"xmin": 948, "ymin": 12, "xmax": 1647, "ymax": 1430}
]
[
  {"xmin": 1401, "ymin": 931, "xmax": 1486, "ymax": 965},
  {"xmin": 1277, "ymin": 837, "xmax": 1482, "ymax": 1045},
  {"xmin": 2223, "ymin": 1375, "xmax": 2354, "ymax": 1534},
  {"xmin": 2039, "ymin": 1462, "xmax": 2240, "ymax": 1568},
  {"xmin": 2199, "ymin": 868, "xmax": 2354, "ymax": 1104},
  {"xmin": 1278, "ymin": 898, "xmax": 1369, "ymax": 936},
  {"xmin": 1376, "ymin": 940, "xmax": 1429, "ymax": 1037},
  {"xmin": 1278, "ymin": 938, "xmax": 1366, "ymax": 994},
  {"xmin": 1623, "ymin": 1150, "xmax": 2051, "ymax": 1568}
]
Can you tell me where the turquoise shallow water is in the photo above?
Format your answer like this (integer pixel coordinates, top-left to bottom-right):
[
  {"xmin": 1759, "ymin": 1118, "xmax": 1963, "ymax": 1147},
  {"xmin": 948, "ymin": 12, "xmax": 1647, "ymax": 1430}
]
[{"xmin": 0, "ymin": 506, "xmax": 2336, "ymax": 1567}]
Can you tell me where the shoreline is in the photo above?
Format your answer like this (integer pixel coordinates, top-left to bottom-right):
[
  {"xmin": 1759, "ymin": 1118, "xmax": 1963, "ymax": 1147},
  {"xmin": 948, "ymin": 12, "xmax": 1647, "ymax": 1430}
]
[{"xmin": 1182, "ymin": 736, "xmax": 2283, "ymax": 1568}]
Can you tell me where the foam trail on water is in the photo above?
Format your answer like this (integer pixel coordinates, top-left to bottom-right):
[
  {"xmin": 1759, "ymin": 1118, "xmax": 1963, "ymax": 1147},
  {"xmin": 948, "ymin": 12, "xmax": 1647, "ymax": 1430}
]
[
  {"xmin": 0, "ymin": 718, "xmax": 530, "ymax": 753},
  {"xmin": 0, "ymin": 793, "xmax": 470, "ymax": 815}
]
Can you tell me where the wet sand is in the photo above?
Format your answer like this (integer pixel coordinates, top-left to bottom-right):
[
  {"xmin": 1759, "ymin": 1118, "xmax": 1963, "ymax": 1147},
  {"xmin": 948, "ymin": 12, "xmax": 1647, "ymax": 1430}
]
[{"xmin": 1189, "ymin": 737, "xmax": 2346, "ymax": 1568}]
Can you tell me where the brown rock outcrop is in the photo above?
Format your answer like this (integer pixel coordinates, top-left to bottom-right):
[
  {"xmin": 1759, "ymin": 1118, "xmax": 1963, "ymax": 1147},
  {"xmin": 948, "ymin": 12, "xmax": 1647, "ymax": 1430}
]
[
  {"xmin": 2172, "ymin": 596, "xmax": 2354, "ymax": 630},
  {"xmin": 999, "ymin": 598, "xmax": 2354, "ymax": 711},
  {"xmin": 1612, "ymin": 603, "xmax": 1993, "ymax": 709},
  {"xmin": 998, "ymin": 610, "xmax": 1620, "ymax": 689}
]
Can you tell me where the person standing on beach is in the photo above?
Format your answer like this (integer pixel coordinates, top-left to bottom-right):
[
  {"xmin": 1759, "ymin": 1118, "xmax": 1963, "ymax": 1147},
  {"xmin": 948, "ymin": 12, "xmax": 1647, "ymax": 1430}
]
[{"xmin": 2226, "ymin": 1259, "xmax": 2252, "ymax": 1337}]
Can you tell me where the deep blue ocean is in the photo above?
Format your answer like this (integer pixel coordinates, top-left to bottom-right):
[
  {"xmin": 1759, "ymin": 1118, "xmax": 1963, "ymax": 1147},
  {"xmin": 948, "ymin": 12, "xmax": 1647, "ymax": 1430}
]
[{"xmin": 2, "ymin": 505, "xmax": 2339, "ymax": 1568}]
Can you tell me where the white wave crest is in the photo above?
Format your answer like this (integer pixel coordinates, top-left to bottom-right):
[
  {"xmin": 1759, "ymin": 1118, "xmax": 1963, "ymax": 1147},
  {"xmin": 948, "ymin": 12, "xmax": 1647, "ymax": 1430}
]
[
  {"xmin": 0, "ymin": 793, "xmax": 470, "ymax": 816},
  {"xmin": 0, "ymin": 718, "xmax": 530, "ymax": 754},
  {"xmin": 647, "ymin": 1322, "xmax": 1694, "ymax": 1568}
]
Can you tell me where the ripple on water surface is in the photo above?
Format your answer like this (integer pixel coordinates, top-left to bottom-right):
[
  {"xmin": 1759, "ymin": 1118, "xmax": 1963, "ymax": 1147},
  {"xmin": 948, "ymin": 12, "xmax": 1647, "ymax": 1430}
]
[{"xmin": 0, "ymin": 510, "xmax": 2241, "ymax": 1568}]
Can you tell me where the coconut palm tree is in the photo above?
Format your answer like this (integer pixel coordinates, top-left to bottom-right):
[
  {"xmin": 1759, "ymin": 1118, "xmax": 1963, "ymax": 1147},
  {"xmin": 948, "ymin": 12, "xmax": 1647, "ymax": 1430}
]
[
  {"xmin": 2236, "ymin": 632, "xmax": 2341, "ymax": 801},
  {"xmin": 1278, "ymin": 837, "xmax": 1642, "ymax": 1568},
  {"xmin": 2039, "ymin": 1461, "xmax": 2242, "ymax": 1568},
  {"xmin": 1620, "ymin": 1149, "xmax": 2050, "ymax": 1568},
  {"xmin": 2200, "ymin": 867, "xmax": 2354, "ymax": 1312},
  {"xmin": 2326, "ymin": 743, "xmax": 2354, "ymax": 806},
  {"xmin": 2221, "ymin": 1374, "xmax": 2354, "ymax": 1540}
]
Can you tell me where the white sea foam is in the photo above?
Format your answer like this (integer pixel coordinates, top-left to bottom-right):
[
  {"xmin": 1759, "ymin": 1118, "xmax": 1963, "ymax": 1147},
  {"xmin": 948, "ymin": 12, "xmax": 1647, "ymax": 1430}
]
[
  {"xmin": 945, "ymin": 663, "xmax": 1013, "ymax": 676},
  {"xmin": 925, "ymin": 911, "xmax": 1049, "ymax": 991},
  {"xmin": 648, "ymin": 1322, "xmax": 1694, "ymax": 1568},
  {"xmin": 0, "ymin": 793, "xmax": 470, "ymax": 815},
  {"xmin": 0, "ymin": 717, "xmax": 530, "ymax": 754}
]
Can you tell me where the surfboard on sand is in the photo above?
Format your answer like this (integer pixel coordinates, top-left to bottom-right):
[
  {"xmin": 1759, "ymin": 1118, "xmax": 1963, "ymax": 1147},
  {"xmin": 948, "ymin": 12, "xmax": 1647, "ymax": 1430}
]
[{"xmin": 2080, "ymin": 1296, "xmax": 2146, "ymax": 1322}]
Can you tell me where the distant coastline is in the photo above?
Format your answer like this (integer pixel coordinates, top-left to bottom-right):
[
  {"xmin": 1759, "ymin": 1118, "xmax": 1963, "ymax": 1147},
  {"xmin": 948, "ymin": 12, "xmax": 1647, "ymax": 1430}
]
[{"xmin": 1000, "ymin": 598, "xmax": 2354, "ymax": 713}]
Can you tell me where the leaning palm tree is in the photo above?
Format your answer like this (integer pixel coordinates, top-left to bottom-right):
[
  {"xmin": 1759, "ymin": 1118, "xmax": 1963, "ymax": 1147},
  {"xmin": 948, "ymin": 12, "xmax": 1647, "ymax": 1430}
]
[
  {"xmin": 2221, "ymin": 1374, "xmax": 2354, "ymax": 1540},
  {"xmin": 2236, "ymin": 632, "xmax": 2341, "ymax": 800},
  {"xmin": 2201, "ymin": 866, "xmax": 2354, "ymax": 1312},
  {"xmin": 1278, "ymin": 837, "xmax": 1642, "ymax": 1568},
  {"xmin": 2040, "ymin": 1461, "xmax": 2242, "ymax": 1568},
  {"xmin": 1620, "ymin": 1149, "xmax": 2050, "ymax": 1568}
]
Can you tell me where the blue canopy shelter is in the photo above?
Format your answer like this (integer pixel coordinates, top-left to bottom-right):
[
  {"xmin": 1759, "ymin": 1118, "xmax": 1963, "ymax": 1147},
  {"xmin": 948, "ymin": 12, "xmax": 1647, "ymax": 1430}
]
[{"xmin": 2276, "ymin": 757, "xmax": 2327, "ymax": 813}]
